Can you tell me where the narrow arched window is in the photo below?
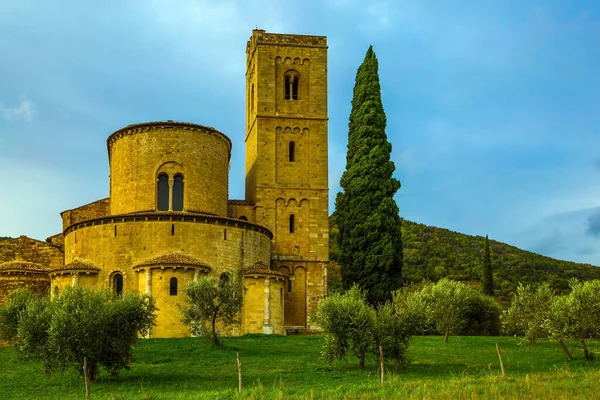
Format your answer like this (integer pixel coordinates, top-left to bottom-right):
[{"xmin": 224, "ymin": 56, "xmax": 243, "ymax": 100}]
[
  {"xmin": 284, "ymin": 72, "xmax": 299, "ymax": 101},
  {"xmin": 170, "ymin": 277, "xmax": 178, "ymax": 296},
  {"xmin": 251, "ymin": 84, "xmax": 255, "ymax": 114},
  {"xmin": 172, "ymin": 174, "xmax": 184, "ymax": 211},
  {"xmin": 288, "ymin": 280, "xmax": 293, "ymax": 292},
  {"xmin": 285, "ymin": 75, "xmax": 291, "ymax": 100},
  {"xmin": 157, "ymin": 174, "xmax": 169, "ymax": 211},
  {"xmin": 220, "ymin": 273, "xmax": 229, "ymax": 284},
  {"xmin": 239, "ymin": 216, "xmax": 248, "ymax": 221},
  {"xmin": 289, "ymin": 141, "xmax": 295, "ymax": 162},
  {"xmin": 289, "ymin": 214, "xmax": 295, "ymax": 233},
  {"xmin": 114, "ymin": 273, "xmax": 123, "ymax": 296},
  {"xmin": 292, "ymin": 77, "xmax": 299, "ymax": 100}
]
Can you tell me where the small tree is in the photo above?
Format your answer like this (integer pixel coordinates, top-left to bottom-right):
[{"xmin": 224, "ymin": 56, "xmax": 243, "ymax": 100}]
[
  {"xmin": 502, "ymin": 282, "xmax": 554, "ymax": 345},
  {"xmin": 543, "ymin": 279, "xmax": 600, "ymax": 360},
  {"xmin": 6, "ymin": 286, "xmax": 156, "ymax": 397},
  {"xmin": 180, "ymin": 271, "xmax": 244, "ymax": 347},
  {"xmin": 373, "ymin": 302, "xmax": 412, "ymax": 367},
  {"xmin": 421, "ymin": 279, "xmax": 471, "ymax": 342},
  {"xmin": 314, "ymin": 285, "xmax": 376, "ymax": 369},
  {"xmin": 482, "ymin": 235, "xmax": 494, "ymax": 296},
  {"xmin": 0, "ymin": 288, "xmax": 35, "ymax": 344}
]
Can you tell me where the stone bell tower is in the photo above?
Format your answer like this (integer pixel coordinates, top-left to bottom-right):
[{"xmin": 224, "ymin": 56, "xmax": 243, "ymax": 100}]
[{"xmin": 244, "ymin": 30, "xmax": 329, "ymax": 331}]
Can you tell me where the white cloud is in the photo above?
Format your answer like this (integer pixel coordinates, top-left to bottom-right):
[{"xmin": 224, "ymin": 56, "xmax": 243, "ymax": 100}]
[{"xmin": 0, "ymin": 98, "xmax": 37, "ymax": 122}]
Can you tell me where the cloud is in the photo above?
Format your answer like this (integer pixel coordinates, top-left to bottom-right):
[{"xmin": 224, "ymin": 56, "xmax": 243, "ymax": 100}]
[
  {"xmin": 0, "ymin": 99, "xmax": 37, "ymax": 122},
  {"xmin": 586, "ymin": 210, "xmax": 600, "ymax": 238}
]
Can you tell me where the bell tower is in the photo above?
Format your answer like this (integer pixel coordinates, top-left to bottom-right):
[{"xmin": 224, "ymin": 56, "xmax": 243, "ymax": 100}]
[{"xmin": 245, "ymin": 30, "xmax": 328, "ymax": 330}]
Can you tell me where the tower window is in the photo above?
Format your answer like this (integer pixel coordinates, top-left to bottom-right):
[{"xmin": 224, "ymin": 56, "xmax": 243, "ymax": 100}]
[
  {"xmin": 170, "ymin": 277, "xmax": 178, "ymax": 296},
  {"xmin": 113, "ymin": 273, "xmax": 123, "ymax": 296},
  {"xmin": 288, "ymin": 280, "xmax": 292, "ymax": 292},
  {"xmin": 157, "ymin": 174, "xmax": 169, "ymax": 211},
  {"xmin": 289, "ymin": 141, "xmax": 295, "ymax": 162},
  {"xmin": 173, "ymin": 174, "xmax": 184, "ymax": 211},
  {"xmin": 284, "ymin": 72, "xmax": 299, "ymax": 100},
  {"xmin": 289, "ymin": 214, "xmax": 295, "ymax": 233}
]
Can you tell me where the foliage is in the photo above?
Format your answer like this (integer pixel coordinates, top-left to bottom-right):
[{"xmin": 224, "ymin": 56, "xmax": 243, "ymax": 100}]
[
  {"xmin": 180, "ymin": 271, "xmax": 244, "ymax": 347},
  {"xmin": 367, "ymin": 218, "xmax": 600, "ymax": 300},
  {"xmin": 0, "ymin": 236, "xmax": 10, "ymax": 241},
  {"xmin": 394, "ymin": 280, "xmax": 501, "ymax": 339},
  {"xmin": 314, "ymin": 285, "xmax": 376, "ymax": 368},
  {"xmin": 373, "ymin": 302, "xmax": 412, "ymax": 366},
  {"xmin": 502, "ymin": 283, "xmax": 554, "ymax": 344},
  {"xmin": 1, "ymin": 336, "xmax": 600, "ymax": 399},
  {"xmin": 0, "ymin": 288, "xmax": 35, "ymax": 344},
  {"xmin": 482, "ymin": 235, "xmax": 494, "ymax": 296},
  {"xmin": 543, "ymin": 279, "xmax": 600, "ymax": 360},
  {"xmin": 13, "ymin": 286, "xmax": 156, "ymax": 384},
  {"xmin": 333, "ymin": 46, "xmax": 403, "ymax": 305}
]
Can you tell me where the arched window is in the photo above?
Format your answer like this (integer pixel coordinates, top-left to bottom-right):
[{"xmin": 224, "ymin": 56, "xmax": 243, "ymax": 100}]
[
  {"xmin": 113, "ymin": 273, "xmax": 123, "ymax": 296},
  {"xmin": 172, "ymin": 174, "xmax": 184, "ymax": 211},
  {"xmin": 289, "ymin": 141, "xmax": 295, "ymax": 162},
  {"xmin": 288, "ymin": 279, "xmax": 293, "ymax": 292},
  {"xmin": 170, "ymin": 277, "xmax": 178, "ymax": 296},
  {"xmin": 239, "ymin": 216, "xmax": 248, "ymax": 221},
  {"xmin": 284, "ymin": 72, "xmax": 299, "ymax": 100},
  {"xmin": 157, "ymin": 174, "xmax": 169, "ymax": 211},
  {"xmin": 251, "ymin": 84, "xmax": 255, "ymax": 114},
  {"xmin": 289, "ymin": 214, "xmax": 295, "ymax": 233},
  {"xmin": 220, "ymin": 273, "xmax": 230, "ymax": 284}
]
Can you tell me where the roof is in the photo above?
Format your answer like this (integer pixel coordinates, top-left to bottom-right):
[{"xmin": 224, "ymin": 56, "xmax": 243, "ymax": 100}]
[
  {"xmin": 242, "ymin": 264, "xmax": 289, "ymax": 278},
  {"xmin": 228, "ymin": 199, "xmax": 255, "ymax": 206},
  {"xmin": 0, "ymin": 261, "xmax": 48, "ymax": 273},
  {"xmin": 51, "ymin": 260, "xmax": 100, "ymax": 272},
  {"xmin": 107, "ymin": 121, "xmax": 231, "ymax": 156},
  {"xmin": 135, "ymin": 253, "xmax": 211, "ymax": 269},
  {"xmin": 63, "ymin": 211, "xmax": 273, "ymax": 239}
]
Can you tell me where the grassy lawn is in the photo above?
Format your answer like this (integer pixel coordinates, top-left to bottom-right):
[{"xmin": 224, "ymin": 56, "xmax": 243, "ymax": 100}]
[{"xmin": 0, "ymin": 335, "xmax": 599, "ymax": 399}]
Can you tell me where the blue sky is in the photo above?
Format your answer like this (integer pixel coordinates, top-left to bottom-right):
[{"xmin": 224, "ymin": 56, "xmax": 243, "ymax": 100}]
[{"xmin": 1, "ymin": 0, "xmax": 599, "ymax": 266}]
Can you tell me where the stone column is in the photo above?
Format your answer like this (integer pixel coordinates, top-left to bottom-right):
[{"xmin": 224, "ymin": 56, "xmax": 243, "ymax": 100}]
[
  {"xmin": 262, "ymin": 277, "xmax": 273, "ymax": 334},
  {"xmin": 71, "ymin": 273, "xmax": 79, "ymax": 287},
  {"xmin": 168, "ymin": 178, "xmax": 174, "ymax": 211},
  {"xmin": 145, "ymin": 268, "xmax": 152, "ymax": 295}
]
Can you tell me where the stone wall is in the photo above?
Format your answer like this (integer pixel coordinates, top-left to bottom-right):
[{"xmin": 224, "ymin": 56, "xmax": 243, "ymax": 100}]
[
  {"xmin": 0, "ymin": 236, "xmax": 63, "ymax": 269},
  {"xmin": 108, "ymin": 122, "xmax": 231, "ymax": 217},
  {"xmin": 61, "ymin": 198, "xmax": 110, "ymax": 232}
]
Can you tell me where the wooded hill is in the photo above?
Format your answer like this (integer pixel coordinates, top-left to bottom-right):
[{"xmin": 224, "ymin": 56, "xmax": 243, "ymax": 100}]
[{"xmin": 330, "ymin": 218, "xmax": 600, "ymax": 300}]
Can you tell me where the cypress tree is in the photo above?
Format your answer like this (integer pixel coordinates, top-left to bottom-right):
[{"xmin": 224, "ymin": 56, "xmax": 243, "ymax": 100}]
[
  {"xmin": 482, "ymin": 235, "xmax": 494, "ymax": 296},
  {"xmin": 333, "ymin": 46, "xmax": 403, "ymax": 305}
]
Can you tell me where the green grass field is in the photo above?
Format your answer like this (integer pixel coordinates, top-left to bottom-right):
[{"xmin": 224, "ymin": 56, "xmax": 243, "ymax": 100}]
[{"xmin": 1, "ymin": 335, "xmax": 598, "ymax": 399}]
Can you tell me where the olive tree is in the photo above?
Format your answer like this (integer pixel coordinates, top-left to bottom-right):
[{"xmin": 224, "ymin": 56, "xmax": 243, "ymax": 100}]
[
  {"xmin": 314, "ymin": 285, "xmax": 375, "ymax": 369},
  {"xmin": 1, "ymin": 286, "xmax": 156, "ymax": 398},
  {"xmin": 180, "ymin": 271, "xmax": 244, "ymax": 347},
  {"xmin": 543, "ymin": 279, "xmax": 600, "ymax": 360},
  {"xmin": 502, "ymin": 282, "xmax": 554, "ymax": 345},
  {"xmin": 0, "ymin": 288, "xmax": 35, "ymax": 344}
]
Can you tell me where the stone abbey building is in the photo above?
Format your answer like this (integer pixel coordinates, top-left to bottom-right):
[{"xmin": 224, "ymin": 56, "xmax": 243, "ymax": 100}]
[{"xmin": 0, "ymin": 30, "xmax": 329, "ymax": 337}]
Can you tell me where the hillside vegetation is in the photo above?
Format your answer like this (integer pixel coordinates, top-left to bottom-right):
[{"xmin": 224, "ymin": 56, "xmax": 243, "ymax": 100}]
[{"xmin": 330, "ymin": 219, "xmax": 600, "ymax": 299}]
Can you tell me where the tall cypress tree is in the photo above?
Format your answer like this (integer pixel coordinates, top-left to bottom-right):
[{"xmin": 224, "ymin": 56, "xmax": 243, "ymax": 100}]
[
  {"xmin": 482, "ymin": 235, "xmax": 494, "ymax": 296},
  {"xmin": 333, "ymin": 46, "xmax": 403, "ymax": 305}
]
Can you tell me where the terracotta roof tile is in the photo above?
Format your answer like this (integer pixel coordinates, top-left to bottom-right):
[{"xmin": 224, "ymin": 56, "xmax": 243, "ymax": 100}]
[
  {"xmin": 0, "ymin": 261, "xmax": 48, "ymax": 273},
  {"xmin": 135, "ymin": 253, "xmax": 211, "ymax": 269},
  {"xmin": 242, "ymin": 263, "xmax": 289, "ymax": 278},
  {"xmin": 52, "ymin": 260, "xmax": 100, "ymax": 272}
]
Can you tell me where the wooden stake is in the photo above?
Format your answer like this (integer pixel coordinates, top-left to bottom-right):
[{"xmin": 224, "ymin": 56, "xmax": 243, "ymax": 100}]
[
  {"xmin": 496, "ymin": 343, "xmax": 505, "ymax": 377},
  {"xmin": 237, "ymin": 352, "xmax": 242, "ymax": 394},
  {"xmin": 379, "ymin": 345, "xmax": 384, "ymax": 385},
  {"xmin": 83, "ymin": 356, "xmax": 90, "ymax": 400}
]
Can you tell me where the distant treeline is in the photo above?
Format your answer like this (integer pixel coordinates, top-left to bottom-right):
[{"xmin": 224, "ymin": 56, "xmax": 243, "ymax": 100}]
[
  {"xmin": 330, "ymin": 218, "xmax": 600, "ymax": 300},
  {"xmin": 0, "ymin": 237, "xmax": 10, "ymax": 241}
]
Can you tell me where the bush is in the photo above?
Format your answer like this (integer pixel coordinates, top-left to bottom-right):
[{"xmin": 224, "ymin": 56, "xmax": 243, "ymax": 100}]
[{"xmin": 0, "ymin": 289, "xmax": 36, "ymax": 344}]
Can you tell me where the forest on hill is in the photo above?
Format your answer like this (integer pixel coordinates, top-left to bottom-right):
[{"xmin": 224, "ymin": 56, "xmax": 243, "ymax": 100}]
[{"xmin": 330, "ymin": 218, "xmax": 600, "ymax": 301}]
